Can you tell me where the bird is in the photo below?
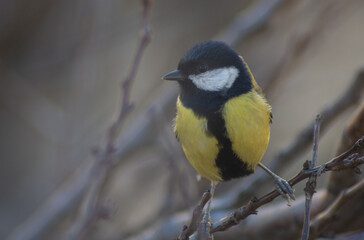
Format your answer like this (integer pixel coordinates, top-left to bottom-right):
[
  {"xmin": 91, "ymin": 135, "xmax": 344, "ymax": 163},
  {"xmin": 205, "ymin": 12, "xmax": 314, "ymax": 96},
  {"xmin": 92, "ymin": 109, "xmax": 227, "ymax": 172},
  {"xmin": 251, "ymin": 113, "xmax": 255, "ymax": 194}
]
[{"xmin": 163, "ymin": 40, "xmax": 294, "ymax": 221}]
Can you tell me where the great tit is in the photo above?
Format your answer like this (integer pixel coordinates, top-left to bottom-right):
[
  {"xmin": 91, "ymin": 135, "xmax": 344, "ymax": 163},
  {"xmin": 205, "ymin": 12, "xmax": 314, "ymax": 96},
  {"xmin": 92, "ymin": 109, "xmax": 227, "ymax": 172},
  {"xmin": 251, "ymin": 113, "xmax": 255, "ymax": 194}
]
[{"xmin": 163, "ymin": 41, "xmax": 294, "ymax": 218}]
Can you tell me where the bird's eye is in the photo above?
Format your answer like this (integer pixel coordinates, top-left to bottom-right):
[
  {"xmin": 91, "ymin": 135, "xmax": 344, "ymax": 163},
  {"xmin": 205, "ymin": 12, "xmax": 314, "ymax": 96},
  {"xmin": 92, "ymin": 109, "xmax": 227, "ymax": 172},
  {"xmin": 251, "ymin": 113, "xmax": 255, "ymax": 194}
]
[{"xmin": 198, "ymin": 64, "xmax": 208, "ymax": 73}]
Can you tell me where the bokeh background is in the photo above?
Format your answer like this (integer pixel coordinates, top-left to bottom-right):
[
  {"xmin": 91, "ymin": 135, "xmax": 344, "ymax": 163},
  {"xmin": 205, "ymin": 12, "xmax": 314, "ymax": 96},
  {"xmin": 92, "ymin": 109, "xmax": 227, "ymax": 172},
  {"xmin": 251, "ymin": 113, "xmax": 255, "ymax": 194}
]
[{"xmin": 1, "ymin": 0, "xmax": 364, "ymax": 239}]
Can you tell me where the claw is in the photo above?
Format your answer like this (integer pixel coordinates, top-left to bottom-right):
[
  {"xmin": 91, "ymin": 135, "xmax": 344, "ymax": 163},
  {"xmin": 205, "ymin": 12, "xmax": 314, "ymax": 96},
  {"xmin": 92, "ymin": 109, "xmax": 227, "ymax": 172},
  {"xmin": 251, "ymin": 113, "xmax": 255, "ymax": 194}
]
[
  {"xmin": 257, "ymin": 163, "xmax": 295, "ymax": 204},
  {"xmin": 275, "ymin": 176, "xmax": 295, "ymax": 203}
]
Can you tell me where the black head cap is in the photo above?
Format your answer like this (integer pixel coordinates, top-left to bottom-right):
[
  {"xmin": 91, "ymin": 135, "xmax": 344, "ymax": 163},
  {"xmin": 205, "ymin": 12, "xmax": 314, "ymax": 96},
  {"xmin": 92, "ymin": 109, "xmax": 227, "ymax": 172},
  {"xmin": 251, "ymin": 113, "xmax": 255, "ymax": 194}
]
[
  {"xmin": 163, "ymin": 41, "xmax": 253, "ymax": 113},
  {"xmin": 178, "ymin": 40, "xmax": 244, "ymax": 75}
]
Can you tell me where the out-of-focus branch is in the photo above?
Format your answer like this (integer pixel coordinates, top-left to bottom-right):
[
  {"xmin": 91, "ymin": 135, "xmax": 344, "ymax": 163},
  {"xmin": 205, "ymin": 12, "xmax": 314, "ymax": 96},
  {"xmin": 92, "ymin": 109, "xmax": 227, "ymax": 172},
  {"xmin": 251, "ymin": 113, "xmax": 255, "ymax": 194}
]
[
  {"xmin": 214, "ymin": 0, "xmax": 285, "ymax": 46},
  {"xmin": 215, "ymin": 103, "xmax": 364, "ymax": 240},
  {"xmin": 210, "ymin": 136, "xmax": 364, "ymax": 234},
  {"xmin": 173, "ymin": 136, "xmax": 364, "ymax": 239},
  {"xmin": 213, "ymin": 67, "xmax": 364, "ymax": 210},
  {"xmin": 305, "ymin": 103, "xmax": 364, "ymax": 239},
  {"xmin": 327, "ymin": 102, "xmax": 364, "ymax": 197},
  {"xmin": 65, "ymin": 1, "xmax": 153, "ymax": 239},
  {"xmin": 301, "ymin": 115, "xmax": 321, "ymax": 240},
  {"xmin": 269, "ymin": 68, "xmax": 364, "ymax": 174},
  {"xmin": 5, "ymin": 161, "xmax": 94, "ymax": 240},
  {"xmin": 177, "ymin": 192, "xmax": 211, "ymax": 240},
  {"xmin": 127, "ymin": 103, "xmax": 364, "ymax": 240},
  {"xmin": 108, "ymin": 0, "xmax": 152, "ymax": 143},
  {"xmin": 7, "ymin": 0, "xmax": 362, "ymax": 239},
  {"xmin": 263, "ymin": 2, "xmax": 334, "ymax": 93},
  {"xmin": 6, "ymin": 2, "xmax": 283, "ymax": 239},
  {"xmin": 310, "ymin": 179, "xmax": 364, "ymax": 239},
  {"xmin": 330, "ymin": 232, "xmax": 364, "ymax": 240}
]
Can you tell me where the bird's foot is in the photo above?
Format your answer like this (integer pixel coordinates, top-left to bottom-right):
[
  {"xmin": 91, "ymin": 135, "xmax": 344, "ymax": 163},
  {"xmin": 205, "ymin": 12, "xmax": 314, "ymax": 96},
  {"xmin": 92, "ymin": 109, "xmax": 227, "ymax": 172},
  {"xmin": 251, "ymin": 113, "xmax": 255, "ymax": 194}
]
[{"xmin": 274, "ymin": 176, "xmax": 295, "ymax": 205}]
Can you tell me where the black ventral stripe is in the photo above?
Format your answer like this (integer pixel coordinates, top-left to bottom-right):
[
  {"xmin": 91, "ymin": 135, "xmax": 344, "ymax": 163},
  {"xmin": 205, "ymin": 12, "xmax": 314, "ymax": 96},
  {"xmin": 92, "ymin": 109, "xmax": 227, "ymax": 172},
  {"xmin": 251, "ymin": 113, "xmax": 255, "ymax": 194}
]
[
  {"xmin": 179, "ymin": 85, "xmax": 254, "ymax": 181},
  {"xmin": 205, "ymin": 111, "xmax": 253, "ymax": 181}
]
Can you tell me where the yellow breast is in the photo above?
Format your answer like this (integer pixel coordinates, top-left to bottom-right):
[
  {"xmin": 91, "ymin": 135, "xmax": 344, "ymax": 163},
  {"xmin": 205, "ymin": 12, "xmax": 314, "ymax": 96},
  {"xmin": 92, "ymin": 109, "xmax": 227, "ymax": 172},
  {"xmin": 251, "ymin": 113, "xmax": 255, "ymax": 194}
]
[
  {"xmin": 223, "ymin": 90, "xmax": 271, "ymax": 169},
  {"xmin": 174, "ymin": 98, "xmax": 222, "ymax": 181},
  {"xmin": 174, "ymin": 90, "xmax": 271, "ymax": 182}
]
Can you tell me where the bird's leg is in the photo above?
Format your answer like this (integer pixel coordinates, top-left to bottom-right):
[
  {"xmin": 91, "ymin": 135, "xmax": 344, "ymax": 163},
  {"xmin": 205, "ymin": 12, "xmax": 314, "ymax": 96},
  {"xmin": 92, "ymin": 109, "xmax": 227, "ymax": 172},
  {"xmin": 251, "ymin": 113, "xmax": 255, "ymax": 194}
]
[
  {"xmin": 258, "ymin": 162, "xmax": 295, "ymax": 203},
  {"xmin": 202, "ymin": 182, "xmax": 217, "ymax": 224}
]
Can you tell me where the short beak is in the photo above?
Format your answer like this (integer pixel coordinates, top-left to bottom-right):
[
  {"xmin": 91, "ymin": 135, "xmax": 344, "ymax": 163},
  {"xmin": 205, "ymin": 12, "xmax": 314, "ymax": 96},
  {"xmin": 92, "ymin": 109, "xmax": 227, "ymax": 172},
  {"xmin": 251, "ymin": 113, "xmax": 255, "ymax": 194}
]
[{"xmin": 162, "ymin": 70, "xmax": 185, "ymax": 81}]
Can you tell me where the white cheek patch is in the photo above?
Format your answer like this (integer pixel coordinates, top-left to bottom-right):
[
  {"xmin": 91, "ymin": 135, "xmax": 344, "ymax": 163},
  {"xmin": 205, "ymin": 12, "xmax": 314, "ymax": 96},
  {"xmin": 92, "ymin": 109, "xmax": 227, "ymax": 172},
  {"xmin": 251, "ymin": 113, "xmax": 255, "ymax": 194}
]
[{"xmin": 189, "ymin": 67, "xmax": 239, "ymax": 92}]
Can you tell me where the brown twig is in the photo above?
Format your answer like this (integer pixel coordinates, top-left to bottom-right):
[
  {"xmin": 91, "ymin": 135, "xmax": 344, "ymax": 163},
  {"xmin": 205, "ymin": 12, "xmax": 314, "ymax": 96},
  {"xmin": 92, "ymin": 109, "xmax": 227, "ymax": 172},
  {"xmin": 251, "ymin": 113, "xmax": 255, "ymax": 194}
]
[
  {"xmin": 108, "ymin": 0, "xmax": 152, "ymax": 143},
  {"xmin": 209, "ymin": 103, "xmax": 364, "ymax": 239},
  {"xmin": 268, "ymin": 68, "xmax": 364, "ymax": 174},
  {"xmin": 6, "ymin": 2, "xmax": 281, "ymax": 239},
  {"xmin": 212, "ymin": 68, "xmax": 364, "ymax": 210},
  {"xmin": 309, "ymin": 179, "xmax": 364, "ymax": 239},
  {"xmin": 171, "ymin": 136, "xmax": 364, "ymax": 239},
  {"xmin": 178, "ymin": 192, "xmax": 211, "ymax": 240},
  {"xmin": 210, "ymin": 136, "xmax": 364, "ymax": 234},
  {"xmin": 327, "ymin": 102, "xmax": 364, "ymax": 197},
  {"xmin": 65, "ymin": 1, "xmax": 153, "ymax": 239},
  {"xmin": 6, "ymin": 1, "xmax": 363, "ymax": 239},
  {"xmin": 302, "ymin": 115, "xmax": 321, "ymax": 240},
  {"xmin": 195, "ymin": 221, "xmax": 213, "ymax": 240},
  {"xmin": 126, "ymin": 104, "xmax": 364, "ymax": 240},
  {"xmin": 212, "ymin": 190, "xmax": 329, "ymax": 240}
]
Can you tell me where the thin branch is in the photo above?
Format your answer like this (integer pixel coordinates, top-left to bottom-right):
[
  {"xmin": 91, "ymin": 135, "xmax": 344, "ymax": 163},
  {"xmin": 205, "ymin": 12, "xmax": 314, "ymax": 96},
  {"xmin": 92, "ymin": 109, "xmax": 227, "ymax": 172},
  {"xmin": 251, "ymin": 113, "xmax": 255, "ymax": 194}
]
[
  {"xmin": 327, "ymin": 102, "xmax": 364, "ymax": 197},
  {"xmin": 66, "ymin": 1, "xmax": 153, "ymax": 239},
  {"xmin": 126, "ymin": 69, "xmax": 364, "ymax": 240},
  {"xmin": 195, "ymin": 221, "xmax": 213, "ymax": 240},
  {"xmin": 209, "ymin": 103, "xmax": 364, "ymax": 239},
  {"xmin": 269, "ymin": 68, "xmax": 364, "ymax": 174},
  {"xmin": 309, "ymin": 179, "xmax": 364, "ymax": 239},
  {"xmin": 7, "ymin": 2, "xmax": 281, "ymax": 239},
  {"xmin": 173, "ymin": 136, "xmax": 364, "ymax": 239},
  {"xmin": 108, "ymin": 0, "xmax": 152, "ymax": 143},
  {"xmin": 7, "ymin": 1, "xmax": 363, "ymax": 239},
  {"xmin": 302, "ymin": 115, "xmax": 321, "ymax": 240},
  {"xmin": 126, "ymin": 104, "xmax": 364, "ymax": 240},
  {"xmin": 178, "ymin": 192, "xmax": 211, "ymax": 240},
  {"xmin": 210, "ymin": 136, "xmax": 364, "ymax": 234},
  {"xmin": 212, "ymin": 68, "xmax": 364, "ymax": 210}
]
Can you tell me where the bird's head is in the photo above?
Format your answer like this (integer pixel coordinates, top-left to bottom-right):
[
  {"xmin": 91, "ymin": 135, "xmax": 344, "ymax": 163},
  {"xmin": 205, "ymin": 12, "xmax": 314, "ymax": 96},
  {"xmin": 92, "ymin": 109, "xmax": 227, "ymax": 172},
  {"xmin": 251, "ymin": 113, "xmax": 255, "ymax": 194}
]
[{"xmin": 163, "ymin": 40, "xmax": 252, "ymax": 97}]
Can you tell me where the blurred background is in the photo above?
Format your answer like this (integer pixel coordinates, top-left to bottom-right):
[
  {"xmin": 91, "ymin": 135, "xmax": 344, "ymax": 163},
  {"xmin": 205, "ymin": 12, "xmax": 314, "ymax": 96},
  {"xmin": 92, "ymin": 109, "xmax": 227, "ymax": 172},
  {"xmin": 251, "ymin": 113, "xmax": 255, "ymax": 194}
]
[{"xmin": 1, "ymin": 0, "xmax": 364, "ymax": 239}]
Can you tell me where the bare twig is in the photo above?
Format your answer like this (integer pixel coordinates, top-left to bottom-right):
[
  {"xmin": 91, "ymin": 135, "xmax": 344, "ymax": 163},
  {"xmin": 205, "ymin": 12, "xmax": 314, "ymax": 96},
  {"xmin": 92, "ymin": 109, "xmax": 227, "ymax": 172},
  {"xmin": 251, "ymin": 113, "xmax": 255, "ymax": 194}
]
[
  {"xmin": 310, "ymin": 179, "xmax": 364, "ymax": 239},
  {"xmin": 172, "ymin": 136, "xmax": 364, "ymax": 239},
  {"xmin": 268, "ymin": 68, "xmax": 364, "ymax": 174},
  {"xmin": 5, "ymin": 161, "xmax": 94, "ymax": 240},
  {"xmin": 127, "ymin": 68, "xmax": 364, "ymax": 240},
  {"xmin": 7, "ymin": 1, "xmax": 363, "ymax": 239},
  {"xmin": 7, "ymin": 2, "xmax": 281, "ymax": 239},
  {"xmin": 178, "ymin": 192, "xmax": 211, "ymax": 240},
  {"xmin": 65, "ymin": 1, "xmax": 153, "ymax": 239},
  {"xmin": 210, "ymin": 136, "xmax": 364, "ymax": 234},
  {"xmin": 213, "ymin": 68, "xmax": 364, "ymax": 210},
  {"xmin": 301, "ymin": 115, "xmax": 321, "ymax": 240},
  {"xmin": 327, "ymin": 102, "xmax": 364, "ymax": 197},
  {"xmin": 205, "ymin": 104, "xmax": 364, "ymax": 239},
  {"xmin": 127, "ymin": 105, "xmax": 364, "ymax": 240},
  {"xmin": 195, "ymin": 221, "xmax": 213, "ymax": 240},
  {"xmin": 211, "ymin": 190, "xmax": 329, "ymax": 240},
  {"xmin": 108, "ymin": 0, "xmax": 152, "ymax": 142}
]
